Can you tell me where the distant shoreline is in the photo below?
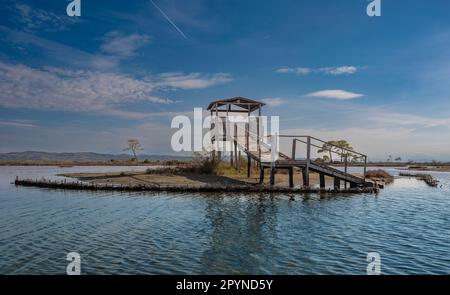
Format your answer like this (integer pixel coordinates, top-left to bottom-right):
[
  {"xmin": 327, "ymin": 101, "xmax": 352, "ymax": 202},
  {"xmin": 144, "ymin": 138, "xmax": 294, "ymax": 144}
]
[{"xmin": 0, "ymin": 160, "xmax": 187, "ymax": 166}]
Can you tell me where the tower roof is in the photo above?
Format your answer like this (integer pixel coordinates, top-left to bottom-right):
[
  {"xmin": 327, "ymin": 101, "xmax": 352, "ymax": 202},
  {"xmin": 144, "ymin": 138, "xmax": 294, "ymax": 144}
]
[{"xmin": 207, "ymin": 97, "xmax": 265, "ymax": 112}]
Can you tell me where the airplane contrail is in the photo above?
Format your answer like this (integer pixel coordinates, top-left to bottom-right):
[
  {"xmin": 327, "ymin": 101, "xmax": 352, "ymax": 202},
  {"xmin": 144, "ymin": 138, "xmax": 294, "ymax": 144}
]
[{"xmin": 149, "ymin": 0, "xmax": 188, "ymax": 39}]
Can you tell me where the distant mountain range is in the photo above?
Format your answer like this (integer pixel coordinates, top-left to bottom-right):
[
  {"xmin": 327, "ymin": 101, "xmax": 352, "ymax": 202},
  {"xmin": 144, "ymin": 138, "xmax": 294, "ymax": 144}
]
[{"xmin": 0, "ymin": 151, "xmax": 190, "ymax": 161}]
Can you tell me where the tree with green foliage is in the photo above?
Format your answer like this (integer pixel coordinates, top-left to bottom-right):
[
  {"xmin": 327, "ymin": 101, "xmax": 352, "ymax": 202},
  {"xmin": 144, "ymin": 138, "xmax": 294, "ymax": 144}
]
[
  {"xmin": 334, "ymin": 140, "xmax": 354, "ymax": 162},
  {"xmin": 318, "ymin": 141, "xmax": 336, "ymax": 162},
  {"xmin": 318, "ymin": 140, "xmax": 354, "ymax": 163}
]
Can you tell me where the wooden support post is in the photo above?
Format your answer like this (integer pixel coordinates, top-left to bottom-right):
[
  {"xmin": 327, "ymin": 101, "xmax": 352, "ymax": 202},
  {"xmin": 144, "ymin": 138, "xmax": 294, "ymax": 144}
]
[
  {"xmin": 259, "ymin": 167, "xmax": 265, "ymax": 184},
  {"xmin": 344, "ymin": 155, "xmax": 348, "ymax": 174},
  {"xmin": 344, "ymin": 155, "xmax": 348, "ymax": 189},
  {"xmin": 320, "ymin": 173, "xmax": 325, "ymax": 188},
  {"xmin": 230, "ymin": 151, "xmax": 234, "ymax": 167},
  {"xmin": 234, "ymin": 124, "xmax": 238, "ymax": 169},
  {"xmin": 257, "ymin": 115, "xmax": 261, "ymax": 161},
  {"xmin": 238, "ymin": 151, "xmax": 241, "ymax": 172},
  {"xmin": 222, "ymin": 117, "xmax": 227, "ymax": 141},
  {"xmin": 288, "ymin": 167, "xmax": 294, "ymax": 188},
  {"xmin": 245, "ymin": 122, "xmax": 251, "ymax": 177},
  {"xmin": 245, "ymin": 123, "xmax": 249, "ymax": 152},
  {"xmin": 270, "ymin": 167, "xmax": 275, "ymax": 186},
  {"xmin": 364, "ymin": 156, "xmax": 367, "ymax": 178},
  {"xmin": 292, "ymin": 139, "xmax": 296, "ymax": 160},
  {"xmin": 234, "ymin": 143, "xmax": 238, "ymax": 169},
  {"xmin": 302, "ymin": 168, "xmax": 308, "ymax": 187},
  {"xmin": 334, "ymin": 178, "xmax": 341, "ymax": 190},
  {"xmin": 210, "ymin": 109, "xmax": 214, "ymax": 161},
  {"xmin": 304, "ymin": 137, "xmax": 311, "ymax": 187}
]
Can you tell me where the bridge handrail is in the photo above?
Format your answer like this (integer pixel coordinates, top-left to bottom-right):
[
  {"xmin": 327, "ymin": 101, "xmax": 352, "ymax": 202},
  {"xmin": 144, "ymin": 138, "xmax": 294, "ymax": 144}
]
[
  {"xmin": 272, "ymin": 135, "xmax": 367, "ymax": 159},
  {"xmin": 269, "ymin": 134, "xmax": 368, "ymax": 177}
]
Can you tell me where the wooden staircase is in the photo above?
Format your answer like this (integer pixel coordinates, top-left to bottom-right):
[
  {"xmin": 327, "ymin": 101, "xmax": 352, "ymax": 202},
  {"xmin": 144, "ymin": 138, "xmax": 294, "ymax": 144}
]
[{"xmin": 225, "ymin": 123, "xmax": 368, "ymax": 188}]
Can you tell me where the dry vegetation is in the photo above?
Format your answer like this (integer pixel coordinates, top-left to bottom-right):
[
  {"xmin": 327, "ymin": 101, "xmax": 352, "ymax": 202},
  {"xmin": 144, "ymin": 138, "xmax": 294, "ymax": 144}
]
[{"xmin": 365, "ymin": 169, "xmax": 394, "ymax": 184}]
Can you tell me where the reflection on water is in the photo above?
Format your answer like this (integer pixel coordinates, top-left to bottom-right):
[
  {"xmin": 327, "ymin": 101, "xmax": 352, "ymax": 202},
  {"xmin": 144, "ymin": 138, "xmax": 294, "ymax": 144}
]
[
  {"xmin": 200, "ymin": 194, "xmax": 279, "ymax": 274},
  {"xmin": 0, "ymin": 166, "xmax": 449, "ymax": 274}
]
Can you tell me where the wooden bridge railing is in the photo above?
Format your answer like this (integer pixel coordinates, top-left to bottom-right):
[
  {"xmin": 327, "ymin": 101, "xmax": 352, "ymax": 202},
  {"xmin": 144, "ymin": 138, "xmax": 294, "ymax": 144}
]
[{"xmin": 274, "ymin": 135, "xmax": 368, "ymax": 177}]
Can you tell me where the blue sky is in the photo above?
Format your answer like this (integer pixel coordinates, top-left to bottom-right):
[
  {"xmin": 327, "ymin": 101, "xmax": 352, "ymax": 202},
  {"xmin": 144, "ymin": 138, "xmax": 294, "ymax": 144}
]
[{"xmin": 1, "ymin": 0, "xmax": 450, "ymax": 160}]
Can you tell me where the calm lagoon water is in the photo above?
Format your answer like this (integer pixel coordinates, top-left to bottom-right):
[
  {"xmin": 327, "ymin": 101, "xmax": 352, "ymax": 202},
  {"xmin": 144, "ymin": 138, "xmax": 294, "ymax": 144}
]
[{"xmin": 0, "ymin": 166, "xmax": 449, "ymax": 274}]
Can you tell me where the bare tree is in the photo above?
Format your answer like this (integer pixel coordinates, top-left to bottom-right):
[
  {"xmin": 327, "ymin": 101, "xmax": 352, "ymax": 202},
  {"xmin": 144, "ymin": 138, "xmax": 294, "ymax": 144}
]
[{"xmin": 123, "ymin": 139, "xmax": 143, "ymax": 161}]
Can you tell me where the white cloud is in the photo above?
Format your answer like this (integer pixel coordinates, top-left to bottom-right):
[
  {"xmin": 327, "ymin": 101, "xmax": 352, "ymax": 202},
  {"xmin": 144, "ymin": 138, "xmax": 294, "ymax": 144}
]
[
  {"xmin": 275, "ymin": 67, "xmax": 311, "ymax": 75},
  {"xmin": 318, "ymin": 66, "xmax": 358, "ymax": 75},
  {"xmin": 0, "ymin": 61, "xmax": 233, "ymax": 118},
  {"xmin": 157, "ymin": 72, "xmax": 233, "ymax": 89},
  {"xmin": 100, "ymin": 31, "xmax": 151, "ymax": 58},
  {"xmin": 306, "ymin": 90, "xmax": 364, "ymax": 100},
  {"xmin": 261, "ymin": 98, "xmax": 286, "ymax": 107},
  {"xmin": 0, "ymin": 120, "xmax": 36, "ymax": 128},
  {"xmin": 0, "ymin": 62, "xmax": 169, "ymax": 111},
  {"xmin": 275, "ymin": 66, "xmax": 359, "ymax": 76}
]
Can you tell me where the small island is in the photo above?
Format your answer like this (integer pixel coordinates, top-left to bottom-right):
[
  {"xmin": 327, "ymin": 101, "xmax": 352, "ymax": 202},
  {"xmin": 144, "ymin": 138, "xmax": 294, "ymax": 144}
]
[{"xmin": 15, "ymin": 154, "xmax": 383, "ymax": 194}]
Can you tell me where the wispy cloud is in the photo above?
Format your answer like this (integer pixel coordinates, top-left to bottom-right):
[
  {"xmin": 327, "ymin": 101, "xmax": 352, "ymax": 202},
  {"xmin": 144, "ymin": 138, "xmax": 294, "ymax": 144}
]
[
  {"xmin": 275, "ymin": 66, "xmax": 359, "ymax": 76},
  {"xmin": 157, "ymin": 72, "xmax": 232, "ymax": 89},
  {"xmin": 318, "ymin": 66, "xmax": 358, "ymax": 75},
  {"xmin": 0, "ymin": 119, "xmax": 36, "ymax": 128},
  {"xmin": 0, "ymin": 61, "xmax": 169, "ymax": 117},
  {"xmin": 275, "ymin": 67, "xmax": 311, "ymax": 75},
  {"xmin": 306, "ymin": 90, "xmax": 364, "ymax": 100},
  {"xmin": 0, "ymin": 26, "xmax": 116, "ymax": 70},
  {"xmin": 100, "ymin": 31, "xmax": 151, "ymax": 58},
  {"xmin": 261, "ymin": 98, "xmax": 286, "ymax": 107},
  {"xmin": 1, "ymin": 26, "xmax": 151, "ymax": 70},
  {"xmin": 150, "ymin": 0, "xmax": 188, "ymax": 39},
  {"xmin": 13, "ymin": 3, "xmax": 79, "ymax": 32},
  {"xmin": 0, "ymin": 61, "xmax": 233, "ymax": 118}
]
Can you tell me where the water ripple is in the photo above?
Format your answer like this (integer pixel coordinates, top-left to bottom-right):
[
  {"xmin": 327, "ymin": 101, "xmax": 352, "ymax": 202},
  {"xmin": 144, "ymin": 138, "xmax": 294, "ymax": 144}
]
[{"xmin": 0, "ymin": 166, "xmax": 449, "ymax": 274}]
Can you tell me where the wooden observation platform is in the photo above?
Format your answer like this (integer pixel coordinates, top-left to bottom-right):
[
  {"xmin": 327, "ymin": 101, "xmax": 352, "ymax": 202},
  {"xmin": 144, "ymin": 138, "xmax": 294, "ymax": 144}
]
[{"xmin": 207, "ymin": 97, "xmax": 369, "ymax": 189}]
